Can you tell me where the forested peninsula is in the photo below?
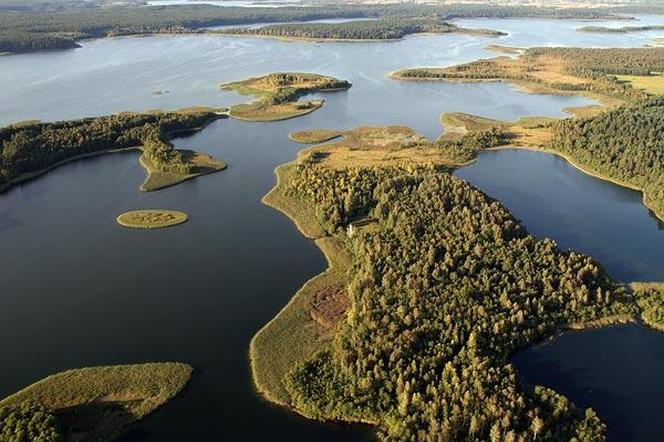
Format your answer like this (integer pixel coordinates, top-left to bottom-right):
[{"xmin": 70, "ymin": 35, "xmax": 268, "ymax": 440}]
[
  {"xmin": 254, "ymin": 125, "xmax": 638, "ymax": 441},
  {"xmin": 392, "ymin": 47, "xmax": 664, "ymax": 102},
  {"xmin": 0, "ymin": 363, "xmax": 192, "ymax": 441},
  {"xmin": 0, "ymin": 107, "xmax": 227, "ymax": 193},
  {"xmin": 0, "ymin": 3, "xmax": 639, "ymax": 54},
  {"xmin": 221, "ymin": 73, "xmax": 351, "ymax": 121},
  {"xmin": 218, "ymin": 18, "xmax": 505, "ymax": 41}
]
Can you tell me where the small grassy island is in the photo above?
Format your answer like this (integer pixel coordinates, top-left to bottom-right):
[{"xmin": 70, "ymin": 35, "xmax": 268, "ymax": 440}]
[
  {"xmin": 117, "ymin": 209, "xmax": 188, "ymax": 229},
  {"xmin": 217, "ymin": 17, "xmax": 505, "ymax": 42},
  {"xmin": 255, "ymin": 123, "xmax": 640, "ymax": 440},
  {"xmin": 0, "ymin": 107, "xmax": 227, "ymax": 194},
  {"xmin": 221, "ymin": 73, "xmax": 351, "ymax": 122},
  {"xmin": 0, "ymin": 362, "xmax": 192, "ymax": 441}
]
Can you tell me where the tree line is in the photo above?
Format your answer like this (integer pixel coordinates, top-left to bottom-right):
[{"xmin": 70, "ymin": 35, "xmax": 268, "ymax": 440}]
[
  {"xmin": 281, "ymin": 163, "xmax": 635, "ymax": 440},
  {"xmin": 549, "ymin": 96, "xmax": 664, "ymax": 219},
  {"xmin": 219, "ymin": 18, "xmax": 503, "ymax": 40},
  {"xmin": 0, "ymin": 3, "xmax": 646, "ymax": 53}
]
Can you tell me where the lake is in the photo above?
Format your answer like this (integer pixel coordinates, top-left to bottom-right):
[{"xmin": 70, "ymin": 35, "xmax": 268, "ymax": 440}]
[
  {"xmin": 513, "ymin": 324, "xmax": 664, "ymax": 441},
  {"xmin": 1, "ymin": 15, "xmax": 663, "ymax": 441}
]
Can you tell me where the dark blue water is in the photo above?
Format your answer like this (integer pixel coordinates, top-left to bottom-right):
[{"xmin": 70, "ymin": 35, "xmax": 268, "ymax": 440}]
[{"xmin": 513, "ymin": 324, "xmax": 664, "ymax": 442}]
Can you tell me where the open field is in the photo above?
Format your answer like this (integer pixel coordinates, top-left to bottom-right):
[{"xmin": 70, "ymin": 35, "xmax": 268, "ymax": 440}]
[
  {"xmin": 616, "ymin": 74, "xmax": 664, "ymax": 95},
  {"xmin": 0, "ymin": 363, "xmax": 192, "ymax": 441},
  {"xmin": 293, "ymin": 126, "xmax": 462, "ymax": 168}
]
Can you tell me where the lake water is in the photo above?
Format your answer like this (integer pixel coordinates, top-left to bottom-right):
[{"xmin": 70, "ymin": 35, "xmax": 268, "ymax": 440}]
[
  {"xmin": 513, "ymin": 324, "xmax": 664, "ymax": 441},
  {"xmin": 1, "ymin": 15, "xmax": 663, "ymax": 441}
]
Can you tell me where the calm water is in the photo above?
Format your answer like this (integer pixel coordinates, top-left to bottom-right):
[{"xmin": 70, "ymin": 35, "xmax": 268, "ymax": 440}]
[
  {"xmin": 513, "ymin": 324, "xmax": 664, "ymax": 441},
  {"xmin": 1, "ymin": 16, "xmax": 663, "ymax": 441}
]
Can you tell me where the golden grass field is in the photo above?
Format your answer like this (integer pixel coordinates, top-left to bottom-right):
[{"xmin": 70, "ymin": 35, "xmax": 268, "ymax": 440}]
[{"xmin": 616, "ymin": 74, "xmax": 664, "ymax": 95}]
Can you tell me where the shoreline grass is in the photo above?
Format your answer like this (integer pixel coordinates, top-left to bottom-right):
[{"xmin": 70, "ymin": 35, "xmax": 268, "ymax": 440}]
[
  {"xmin": 251, "ymin": 163, "xmax": 350, "ymax": 405},
  {"xmin": 228, "ymin": 100, "xmax": 324, "ymax": 122}
]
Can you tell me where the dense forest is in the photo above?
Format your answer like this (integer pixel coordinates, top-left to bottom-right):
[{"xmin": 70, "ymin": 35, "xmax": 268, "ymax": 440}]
[
  {"xmin": 396, "ymin": 47, "xmax": 664, "ymax": 100},
  {"xmin": 0, "ymin": 403, "xmax": 62, "ymax": 441},
  {"xmin": 0, "ymin": 3, "xmax": 642, "ymax": 53},
  {"xmin": 220, "ymin": 17, "xmax": 504, "ymax": 40},
  {"xmin": 281, "ymin": 163, "xmax": 635, "ymax": 440},
  {"xmin": 549, "ymin": 97, "xmax": 664, "ymax": 220},
  {"xmin": 0, "ymin": 109, "xmax": 221, "ymax": 191}
]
